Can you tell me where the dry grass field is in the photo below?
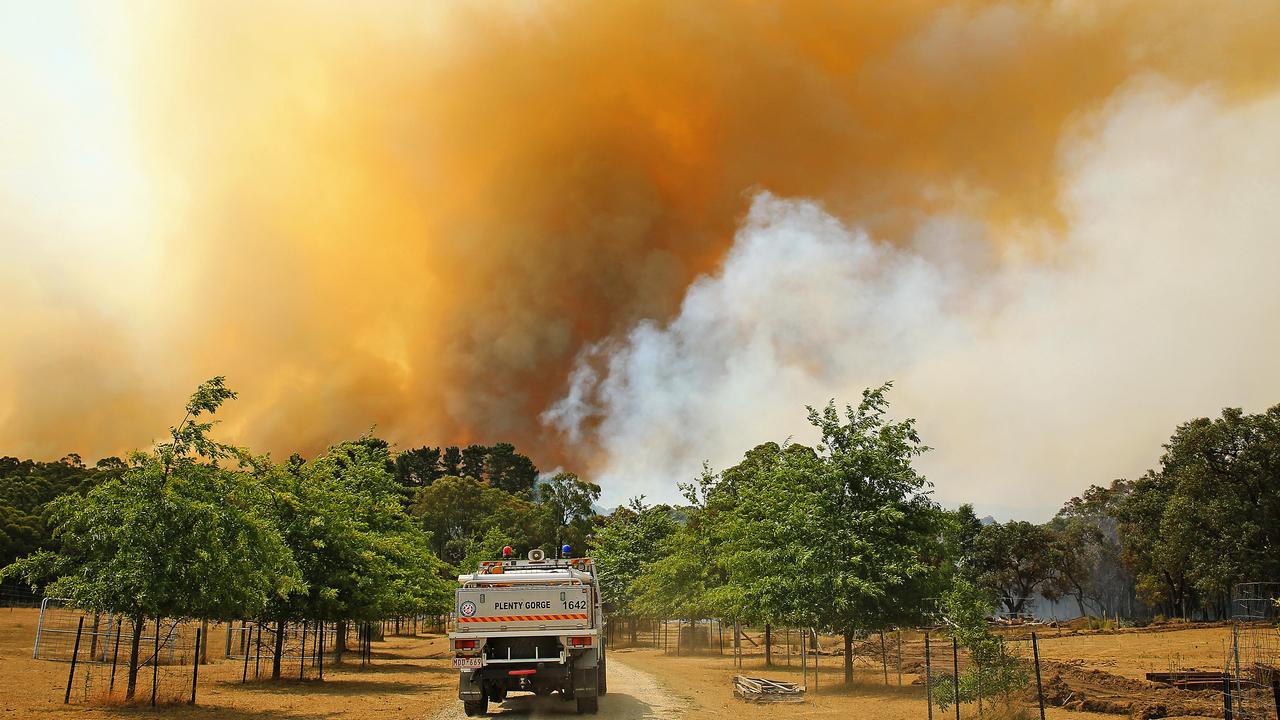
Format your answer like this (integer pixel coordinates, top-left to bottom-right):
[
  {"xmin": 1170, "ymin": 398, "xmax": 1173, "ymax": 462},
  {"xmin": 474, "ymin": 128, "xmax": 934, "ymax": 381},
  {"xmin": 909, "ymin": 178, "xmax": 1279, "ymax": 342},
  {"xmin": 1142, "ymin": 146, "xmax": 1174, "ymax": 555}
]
[{"xmin": 0, "ymin": 606, "xmax": 1268, "ymax": 720}]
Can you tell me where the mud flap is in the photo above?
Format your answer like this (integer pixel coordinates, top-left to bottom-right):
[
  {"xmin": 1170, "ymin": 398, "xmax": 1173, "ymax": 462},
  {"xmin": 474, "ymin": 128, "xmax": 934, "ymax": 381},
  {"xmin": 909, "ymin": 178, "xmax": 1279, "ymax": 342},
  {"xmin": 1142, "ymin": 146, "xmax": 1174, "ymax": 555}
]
[
  {"xmin": 458, "ymin": 670, "xmax": 485, "ymax": 702},
  {"xmin": 573, "ymin": 665, "xmax": 598, "ymax": 697}
]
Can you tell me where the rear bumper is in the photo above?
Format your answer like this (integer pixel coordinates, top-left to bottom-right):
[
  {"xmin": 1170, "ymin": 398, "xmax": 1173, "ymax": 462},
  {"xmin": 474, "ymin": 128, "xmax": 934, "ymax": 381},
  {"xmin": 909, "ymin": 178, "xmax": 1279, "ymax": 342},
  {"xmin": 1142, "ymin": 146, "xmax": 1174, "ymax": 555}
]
[{"xmin": 456, "ymin": 648, "xmax": 597, "ymax": 699}]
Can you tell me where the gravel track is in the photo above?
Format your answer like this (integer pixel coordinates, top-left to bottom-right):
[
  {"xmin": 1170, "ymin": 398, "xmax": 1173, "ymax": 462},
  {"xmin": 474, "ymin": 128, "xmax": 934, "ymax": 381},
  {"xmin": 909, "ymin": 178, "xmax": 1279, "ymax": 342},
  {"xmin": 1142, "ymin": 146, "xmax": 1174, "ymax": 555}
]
[{"xmin": 428, "ymin": 658, "xmax": 684, "ymax": 719}]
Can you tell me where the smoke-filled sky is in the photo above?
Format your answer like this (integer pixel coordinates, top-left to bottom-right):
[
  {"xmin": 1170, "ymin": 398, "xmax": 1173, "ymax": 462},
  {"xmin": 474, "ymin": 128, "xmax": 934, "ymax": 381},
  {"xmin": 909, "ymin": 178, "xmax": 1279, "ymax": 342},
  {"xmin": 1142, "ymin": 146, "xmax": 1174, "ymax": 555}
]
[{"xmin": 3, "ymin": 2, "xmax": 1279, "ymax": 520}]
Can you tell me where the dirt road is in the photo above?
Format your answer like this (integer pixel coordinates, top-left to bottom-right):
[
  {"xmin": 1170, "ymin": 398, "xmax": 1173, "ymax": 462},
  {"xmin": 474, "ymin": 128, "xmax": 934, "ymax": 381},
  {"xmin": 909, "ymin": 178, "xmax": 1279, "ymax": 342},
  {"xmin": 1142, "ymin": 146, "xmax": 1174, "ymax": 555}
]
[{"xmin": 427, "ymin": 658, "xmax": 684, "ymax": 719}]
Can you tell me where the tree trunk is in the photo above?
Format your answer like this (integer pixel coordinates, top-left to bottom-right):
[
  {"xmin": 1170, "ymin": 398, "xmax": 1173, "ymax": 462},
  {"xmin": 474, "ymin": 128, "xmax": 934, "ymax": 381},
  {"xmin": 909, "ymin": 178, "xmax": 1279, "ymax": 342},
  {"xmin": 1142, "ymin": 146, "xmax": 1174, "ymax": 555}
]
[
  {"xmin": 764, "ymin": 623, "xmax": 772, "ymax": 666},
  {"xmin": 335, "ymin": 620, "xmax": 347, "ymax": 663},
  {"xmin": 844, "ymin": 630, "xmax": 854, "ymax": 685},
  {"xmin": 125, "ymin": 614, "xmax": 144, "ymax": 700},
  {"xmin": 271, "ymin": 619, "xmax": 285, "ymax": 681}
]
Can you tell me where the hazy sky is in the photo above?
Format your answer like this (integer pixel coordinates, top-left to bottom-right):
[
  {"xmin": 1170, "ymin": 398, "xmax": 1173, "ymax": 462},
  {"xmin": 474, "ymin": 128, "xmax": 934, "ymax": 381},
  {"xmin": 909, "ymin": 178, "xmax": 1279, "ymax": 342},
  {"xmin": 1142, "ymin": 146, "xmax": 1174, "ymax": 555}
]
[{"xmin": 3, "ymin": 1, "xmax": 1279, "ymax": 520}]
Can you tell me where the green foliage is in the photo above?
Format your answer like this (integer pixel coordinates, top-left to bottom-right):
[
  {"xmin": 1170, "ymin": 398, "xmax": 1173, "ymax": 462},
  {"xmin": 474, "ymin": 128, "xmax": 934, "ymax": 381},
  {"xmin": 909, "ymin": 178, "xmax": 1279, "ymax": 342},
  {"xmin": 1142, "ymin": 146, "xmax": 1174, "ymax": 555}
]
[
  {"xmin": 631, "ymin": 384, "xmax": 948, "ymax": 639},
  {"xmin": 1047, "ymin": 483, "xmax": 1132, "ymax": 618},
  {"xmin": 1113, "ymin": 405, "xmax": 1280, "ymax": 617},
  {"xmin": 930, "ymin": 580, "xmax": 1030, "ymax": 711},
  {"xmin": 393, "ymin": 443, "xmax": 538, "ymax": 495},
  {"xmin": 1, "ymin": 381, "xmax": 297, "ymax": 621},
  {"xmin": 0, "ymin": 455, "xmax": 124, "ymax": 572},
  {"xmin": 262, "ymin": 441, "xmax": 452, "ymax": 623},
  {"xmin": 537, "ymin": 472, "xmax": 602, "ymax": 551},
  {"xmin": 411, "ymin": 475, "xmax": 542, "ymax": 566},
  {"xmin": 968, "ymin": 521, "xmax": 1061, "ymax": 615},
  {"xmin": 590, "ymin": 498, "xmax": 678, "ymax": 615}
]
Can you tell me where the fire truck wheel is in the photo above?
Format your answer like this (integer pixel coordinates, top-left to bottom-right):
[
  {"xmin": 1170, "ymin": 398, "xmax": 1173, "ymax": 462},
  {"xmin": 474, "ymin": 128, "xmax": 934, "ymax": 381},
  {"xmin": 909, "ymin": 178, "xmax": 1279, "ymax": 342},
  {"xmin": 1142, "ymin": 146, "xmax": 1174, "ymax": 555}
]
[
  {"xmin": 463, "ymin": 698, "xmax": 487, "ymax": 717},
  {"xmin": 576, "ymin": 694, "xmax": 599, "ymax": 714},
  {"xmin": 597, "ymin": 653, "xmax": 608, "ymax": 695}
]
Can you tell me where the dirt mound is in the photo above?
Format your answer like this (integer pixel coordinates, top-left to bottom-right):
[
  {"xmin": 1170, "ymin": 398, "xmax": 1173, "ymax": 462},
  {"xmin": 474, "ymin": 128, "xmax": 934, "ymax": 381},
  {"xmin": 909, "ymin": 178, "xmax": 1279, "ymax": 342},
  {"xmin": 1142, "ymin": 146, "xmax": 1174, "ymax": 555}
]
[{"xmin": 1038, "ymin": 661, "xmax": 1223, "ymax": 718}]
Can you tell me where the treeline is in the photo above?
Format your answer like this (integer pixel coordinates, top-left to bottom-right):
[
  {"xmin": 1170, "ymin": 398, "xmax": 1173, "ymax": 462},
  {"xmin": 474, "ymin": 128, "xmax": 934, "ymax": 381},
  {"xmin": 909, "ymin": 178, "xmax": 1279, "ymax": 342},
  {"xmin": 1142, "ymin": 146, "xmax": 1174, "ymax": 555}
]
[
  {"xmin": 955, "ymin": 404, "xmax": 1280, "ymax": 622},
  {"xmin": 0, "ymin": 378, "xmax": 601, "ymax": 701},
  {"xmin": 0, "ymin": 455, "xmax": 126, "ymax": 574},
  {"xmin": 589, "ymin": 388, "xmax": 1280, "ymax": 662}
]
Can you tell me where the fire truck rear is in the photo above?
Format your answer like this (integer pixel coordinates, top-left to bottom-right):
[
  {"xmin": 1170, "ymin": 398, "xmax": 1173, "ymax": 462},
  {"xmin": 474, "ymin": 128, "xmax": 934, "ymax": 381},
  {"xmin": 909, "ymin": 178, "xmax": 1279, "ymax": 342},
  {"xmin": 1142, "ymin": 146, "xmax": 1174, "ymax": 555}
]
[{"xmin": 450, "ymin": 546, "xmax": 607, "ymax": 715}]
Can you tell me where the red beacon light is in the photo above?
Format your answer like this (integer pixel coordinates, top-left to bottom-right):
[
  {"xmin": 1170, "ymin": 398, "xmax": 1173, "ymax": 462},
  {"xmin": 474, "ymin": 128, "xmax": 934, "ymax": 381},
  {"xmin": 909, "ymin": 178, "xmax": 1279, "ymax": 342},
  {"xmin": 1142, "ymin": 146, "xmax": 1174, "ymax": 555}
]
[{"xmin": 501, "ymin": 545, "xmax": 514, "ymax": 558}]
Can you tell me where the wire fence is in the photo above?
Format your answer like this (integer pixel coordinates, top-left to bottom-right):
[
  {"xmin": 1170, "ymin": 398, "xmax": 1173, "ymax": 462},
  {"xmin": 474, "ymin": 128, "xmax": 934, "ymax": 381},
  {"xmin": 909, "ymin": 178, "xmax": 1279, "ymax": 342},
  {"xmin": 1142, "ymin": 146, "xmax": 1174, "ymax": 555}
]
[
  {"xmin": 0, "ymin": 584, "xmax": 43, "ymax": 609},
  {"xmin": 1230, "ymin": 583, "xmax": 1280, "ymax": 720},
  {"xmin": 609, "ymin": 615, "xmax": 1280, "ymax": 720},
  {"xmin": 27, "ymin": 599, "xmax": 446, "ymax": 707}
]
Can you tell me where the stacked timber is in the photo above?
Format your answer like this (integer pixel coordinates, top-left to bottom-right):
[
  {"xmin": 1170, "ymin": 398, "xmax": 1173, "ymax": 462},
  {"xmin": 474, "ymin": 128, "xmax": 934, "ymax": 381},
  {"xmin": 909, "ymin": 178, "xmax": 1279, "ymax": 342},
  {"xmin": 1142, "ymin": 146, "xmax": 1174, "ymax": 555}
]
[{"xmin": 733, "ymin": 676, "xmax": 805, "ymax": 703}]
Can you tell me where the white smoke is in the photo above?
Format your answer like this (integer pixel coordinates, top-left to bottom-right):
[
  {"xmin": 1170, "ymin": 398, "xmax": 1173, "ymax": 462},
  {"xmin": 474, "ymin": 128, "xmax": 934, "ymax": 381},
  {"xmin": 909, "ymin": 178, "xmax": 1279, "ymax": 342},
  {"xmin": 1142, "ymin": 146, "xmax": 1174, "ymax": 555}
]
[{"xmin": 545, "ymin": 78, "xmax": 1280, "ymax": 520}]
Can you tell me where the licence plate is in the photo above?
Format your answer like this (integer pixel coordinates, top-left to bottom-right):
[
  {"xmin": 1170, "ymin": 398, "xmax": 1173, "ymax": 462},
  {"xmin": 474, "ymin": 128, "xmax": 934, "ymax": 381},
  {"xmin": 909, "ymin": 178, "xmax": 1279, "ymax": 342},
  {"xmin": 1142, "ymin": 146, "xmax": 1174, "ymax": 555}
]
[{"xmin": 453, "ymin": 657, "xmax": 483, "ymax": 669}]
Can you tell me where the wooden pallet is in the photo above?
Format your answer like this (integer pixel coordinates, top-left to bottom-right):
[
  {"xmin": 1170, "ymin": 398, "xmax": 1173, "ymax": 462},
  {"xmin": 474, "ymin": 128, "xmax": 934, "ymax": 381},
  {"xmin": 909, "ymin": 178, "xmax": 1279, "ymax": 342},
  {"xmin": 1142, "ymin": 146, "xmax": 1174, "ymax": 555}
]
[
  {"xmin": 1145, "ymin": 671, "xmax": 1228, "ymax": 690},
  {"xmin": 734, "ymin": 675, "xmax": 805, "ymax": 703}
]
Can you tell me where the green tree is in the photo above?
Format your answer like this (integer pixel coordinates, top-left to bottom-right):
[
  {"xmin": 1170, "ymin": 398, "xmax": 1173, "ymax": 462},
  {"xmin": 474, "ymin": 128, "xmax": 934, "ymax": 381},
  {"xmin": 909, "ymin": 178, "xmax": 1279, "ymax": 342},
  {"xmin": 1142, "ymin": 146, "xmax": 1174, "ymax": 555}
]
[
  {"xmin": 1049, "ymin": 482, "xmax": 1134, "ymax": 617},
  {"xmin": 1116, "ymin": 405, "xmax": 1280, "ymax": 618},
  {"xmin": 260, "ymin": 440, "xmax": 451, "ymax": 676},
  {"xmin": 590, "ymin": 498, "xmax": 678, "ymax": 621},
  {"xmin": 486, "ymin": 443, "xmax": 539, "ymax": 495},
  {"xmin": 538, "ymin": 472, "xmax": 601, "ymax": 551},
  {"xmin": 687, "ymin": 385, "xmax": 947, "ymax": 683},
  {"xmin": 969, "ymin": 521, "xmax": 1061, "ymax": 616},
  {"xmin": 460, "ymin": 444, "xmax": 489, "ymax": 481},
  {"xmin": 441, "ymin": 446, "xmax": 463, "ymax": 476},
  {"xmin": 930, "ymin": 579, "xmax": 1029, "ymax": 711},
  {"xmin": 412, "ymin": 475, "xmax": 543, "ymax": 566},
  {"xmin": 394, "ymin": 446, "xmax": 443, "ymax": 488},
  {"xmin": 1, "ymin": 378, "xmax": 298, "ymax": 699}
]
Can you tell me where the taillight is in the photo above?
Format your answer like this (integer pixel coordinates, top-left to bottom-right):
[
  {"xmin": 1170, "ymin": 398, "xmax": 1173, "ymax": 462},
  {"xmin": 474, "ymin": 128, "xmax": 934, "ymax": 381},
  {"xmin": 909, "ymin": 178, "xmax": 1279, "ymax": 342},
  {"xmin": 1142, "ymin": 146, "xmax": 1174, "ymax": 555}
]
[
  {"xmin": 454, "ymin": 639, "xmax": 477, "ymax": 650},
  {"xmin": 567, "ymin": 636, "xmax": 593, "ymax": 647}
]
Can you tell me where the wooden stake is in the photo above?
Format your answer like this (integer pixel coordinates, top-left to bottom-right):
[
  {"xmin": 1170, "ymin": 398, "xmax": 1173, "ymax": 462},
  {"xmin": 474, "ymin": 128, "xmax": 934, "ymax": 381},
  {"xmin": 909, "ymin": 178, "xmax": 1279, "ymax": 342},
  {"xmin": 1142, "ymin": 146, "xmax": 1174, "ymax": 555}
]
[
  {"xmin": 190, "ymin": 627, "xmax": 202, "ymax": 704},
  {"xmin": 925, "ymin": 632, "xmax": 933, "ymax": 720},
  {"xmin": 151, "ymin": 618, "xmax": 160, "ymax": 707},
  {"xmin": 951, "ymin": 636, "xmax": 960, "ymax": 720},
  {"xmin": 1032, "ymin": 632, "xmax": 1045, "ymax": 720},
  {"xmin": 881, "ymin": 630, "xmax": 889, "ymax": 685},
  {"xmin": 65, "ymin": 616, "xmax": 84, "ymax": 704}
]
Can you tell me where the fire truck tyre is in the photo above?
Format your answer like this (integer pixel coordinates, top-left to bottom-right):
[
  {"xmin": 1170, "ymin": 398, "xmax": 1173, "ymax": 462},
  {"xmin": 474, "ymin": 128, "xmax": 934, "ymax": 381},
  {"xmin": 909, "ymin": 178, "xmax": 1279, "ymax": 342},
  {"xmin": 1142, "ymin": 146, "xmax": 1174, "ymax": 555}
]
[
  {"xmin": 576, "ymin": 695, "xmax": 599, "ymax": 714},
  {"xmin": 463, "ymin": 699, "xmax": 487, "ymax": 717},
  {"xmin": 597, "ymin": 652, "xmax": 608, "ymax": 695}
]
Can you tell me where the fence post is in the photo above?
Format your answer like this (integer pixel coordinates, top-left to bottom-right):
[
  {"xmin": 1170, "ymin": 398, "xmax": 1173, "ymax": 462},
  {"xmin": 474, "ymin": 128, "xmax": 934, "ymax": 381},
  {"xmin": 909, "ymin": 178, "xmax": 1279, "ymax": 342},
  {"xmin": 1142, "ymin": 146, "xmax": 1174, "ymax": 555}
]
[
  {"xmin": 151, "ymin": 617, "xmax": 160, "ymax": 707},
  {"xmin": 300, "ymin": 621, "xmax": 308, "ymax": 680},
  {"xmin": 191, "ymin": 626, "xmax": 202, "ymax": 705},
  {"xmin": 813, "ymin": 629, "xmax": 819, "ymax": 694},
  {"xmin": 1032, "ymin": 632, "xmax": 1046, "ymax": 720},
  {"xmin": 64, "ymin": 616, "xmax": 85, "ymax": 704},
  {"xmin": 801, "ymin": 627, "xmax": 808, "ymax": 690},
  {"xmin": 109, "ymin": 618, "xmax": 123, "ymax": 692},
  {"xmin": 318, "ymin": 622, "xmax": 325, "ymax": 681},
  {"xmin": 1223, "ymin": 674, "xmax": 1233, "ymax": 720},
  {"xmin": 925, "ymin": 632, "xmax": 933, "ymax": 720},
  {"xmin": 255, "ymin": 622, "xmax": 262, "ymax": 679},
  {"xmin": 881, "ymin": 630, "xmax": 889, "ymax": 685},
  {"xmin": 33, "ymin": 598, "xmax": 48, "ymax": 659},
  {"xmin": 897, "ymin": 630, "xmax": 903, "ymax": 686},
  {"xmin": 242, "ymin": 626, "xmax": 251, "ymax": 683},
  {"xmin": 952, "ymin": 635, "xmax": 960, "ymax": 720}
]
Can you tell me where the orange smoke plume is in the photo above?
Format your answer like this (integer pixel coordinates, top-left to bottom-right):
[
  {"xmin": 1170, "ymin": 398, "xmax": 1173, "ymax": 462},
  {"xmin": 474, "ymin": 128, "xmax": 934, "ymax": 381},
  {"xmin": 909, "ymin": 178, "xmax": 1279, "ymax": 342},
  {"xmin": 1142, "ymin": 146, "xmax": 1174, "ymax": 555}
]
[{"xmin": 1, "ymin": 1, "xmax": 1276, "ymax": 472}]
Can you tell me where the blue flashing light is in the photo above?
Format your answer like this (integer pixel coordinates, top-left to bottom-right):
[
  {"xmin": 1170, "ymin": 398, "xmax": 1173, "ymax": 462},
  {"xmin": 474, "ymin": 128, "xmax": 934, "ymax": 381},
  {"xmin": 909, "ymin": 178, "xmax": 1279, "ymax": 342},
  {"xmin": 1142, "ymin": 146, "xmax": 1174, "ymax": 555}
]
[{"xmin": 561, "ymin": 544, "xmax": 572, "ymax": 557}]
